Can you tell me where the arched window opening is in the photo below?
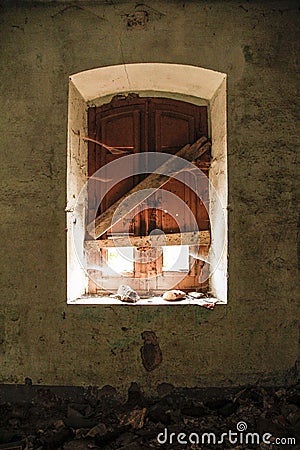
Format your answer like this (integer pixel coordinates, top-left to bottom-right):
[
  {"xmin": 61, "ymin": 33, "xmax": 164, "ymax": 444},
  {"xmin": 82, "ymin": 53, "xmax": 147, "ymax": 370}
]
[{"xmin": 66, "ymin": 63, "xmax": 227, "ymax": 304}]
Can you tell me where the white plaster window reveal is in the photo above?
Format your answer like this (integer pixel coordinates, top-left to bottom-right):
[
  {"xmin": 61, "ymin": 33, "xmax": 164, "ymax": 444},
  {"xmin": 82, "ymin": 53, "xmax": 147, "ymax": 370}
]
[{"xmin": 67, "ymin": 63, "xmax": 227, "ymax": 305}]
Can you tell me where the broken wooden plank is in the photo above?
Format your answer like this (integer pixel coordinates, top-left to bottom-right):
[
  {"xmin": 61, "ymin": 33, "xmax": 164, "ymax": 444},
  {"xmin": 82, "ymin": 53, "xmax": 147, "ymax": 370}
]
[
  {"xmin": 87, "ymin": 137, "xmax": 211, "ymax": 239},
  {"xmin": 85, "ymin": 230, "xmax": 210, "ymax": 249}
]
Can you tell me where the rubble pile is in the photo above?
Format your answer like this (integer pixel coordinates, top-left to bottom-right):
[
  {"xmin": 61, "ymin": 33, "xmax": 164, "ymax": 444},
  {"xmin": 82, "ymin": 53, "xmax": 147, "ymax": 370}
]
[{"xmin": 0, "ymin": 383, "xmax": 299, "ymax": 449}]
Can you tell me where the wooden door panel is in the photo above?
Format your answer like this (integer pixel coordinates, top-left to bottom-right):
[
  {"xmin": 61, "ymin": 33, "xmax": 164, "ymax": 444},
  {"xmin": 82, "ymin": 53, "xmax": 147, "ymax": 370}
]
[
  {"xmin": 89, "ymin": 97, "xmax": 209, "ymax": 236},
  {"xmin": 93, "ymin": 107, "xmax": 146, "ymax": 238},
  {"xmin": 100, "ymin": 113, "xmax": 138, "ymax": 149},
  {"xmin": 152, "ymin": 100, "xmax": 208, "ymax": 234},
  {"xmin": 156, "ymin": 111, "xmax": 195, "ymax": 154},
  {"xmin": 151, "ymin": 98, "xmax": 207, "ymax": 140},
  {"xmin": 87, "ymin": 97, "xmax": 209, "ymax": 293}
]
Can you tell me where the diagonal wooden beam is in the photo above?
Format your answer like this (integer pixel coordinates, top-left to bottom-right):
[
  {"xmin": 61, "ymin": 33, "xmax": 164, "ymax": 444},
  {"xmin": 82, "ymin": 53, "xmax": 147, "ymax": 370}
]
[{"xmin": 87, "ymin": 137, "xmax": 210, "ymax": 239}]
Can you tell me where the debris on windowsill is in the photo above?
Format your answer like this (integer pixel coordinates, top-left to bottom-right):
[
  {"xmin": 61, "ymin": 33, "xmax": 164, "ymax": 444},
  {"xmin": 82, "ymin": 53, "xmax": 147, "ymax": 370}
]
[
  {"xmin": 161, "ymin": 290, "xmax": 217, "ymax": 309},
  {"xmin": 68, "ymin": 285, "xmax": 223, "ymax": 307},
  {"xmin": 162, "ymin": 290, "xmax": 186, "ymax": 301},
  {"xmin": 110, "ymin": 285, "xmax": 140, "ymax": 303},
  {"xmin": 68, "ymin": 294, "xmax": 226, "ymax": 309},
  {"xmin": 188, "ymin": 291, "xmax": 206, "ymax": 299}
]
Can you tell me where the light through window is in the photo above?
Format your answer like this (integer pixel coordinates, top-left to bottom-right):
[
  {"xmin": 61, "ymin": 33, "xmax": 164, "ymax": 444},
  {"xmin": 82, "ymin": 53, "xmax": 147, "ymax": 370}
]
[
  {"xmin": 162, "ymin": 245, "xmax": 189, "ymax": 272},
  {"xmin": 107, "ymin": 247, "xmax": 134, "ymax": 274}
]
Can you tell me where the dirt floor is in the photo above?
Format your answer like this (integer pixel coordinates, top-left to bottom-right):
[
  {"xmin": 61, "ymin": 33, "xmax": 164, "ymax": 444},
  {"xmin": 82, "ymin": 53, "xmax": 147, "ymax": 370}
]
[{"xmin": 0, "ymin": 383, "xmax": 299, "ymax": 449}]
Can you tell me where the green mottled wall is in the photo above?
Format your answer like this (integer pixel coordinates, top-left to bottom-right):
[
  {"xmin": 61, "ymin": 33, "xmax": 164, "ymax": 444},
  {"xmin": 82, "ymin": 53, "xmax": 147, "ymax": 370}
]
[{"xmin": 0, "ymin": 0, "xmax": 299, "ymax": 393}]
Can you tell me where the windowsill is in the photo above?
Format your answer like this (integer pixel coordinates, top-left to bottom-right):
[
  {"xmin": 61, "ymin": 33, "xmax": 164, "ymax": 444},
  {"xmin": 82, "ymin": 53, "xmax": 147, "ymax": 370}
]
[{"xmin": 67, "ymin": 296, "xmax": 225, "ymax": 306}]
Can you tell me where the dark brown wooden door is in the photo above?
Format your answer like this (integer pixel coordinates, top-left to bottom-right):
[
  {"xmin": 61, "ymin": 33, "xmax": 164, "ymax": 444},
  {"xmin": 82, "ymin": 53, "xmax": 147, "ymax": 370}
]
[
  {"xmin": 149, "ymin": 98, "xmax": 209, "ymax": 234},
  {"xmin": 87, "ymin": 96, "xmax": 209, "ymax": 294},
  {"xmin": 88, "ymin": 96, "xmax": 208, "ymax": 237}
]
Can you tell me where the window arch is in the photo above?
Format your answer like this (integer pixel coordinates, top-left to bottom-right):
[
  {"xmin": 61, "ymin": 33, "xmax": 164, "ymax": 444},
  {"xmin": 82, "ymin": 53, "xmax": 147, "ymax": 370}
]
[{"xmin": 67, "ymin": 63, "xmax": 227, "ymax": 303}]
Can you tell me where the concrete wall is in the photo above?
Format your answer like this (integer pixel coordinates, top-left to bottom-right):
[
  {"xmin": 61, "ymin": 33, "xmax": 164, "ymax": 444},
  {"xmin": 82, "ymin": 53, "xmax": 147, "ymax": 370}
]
[{"xmin": 0, "ymin": 0, "xmax": 299, "ymax": 393}]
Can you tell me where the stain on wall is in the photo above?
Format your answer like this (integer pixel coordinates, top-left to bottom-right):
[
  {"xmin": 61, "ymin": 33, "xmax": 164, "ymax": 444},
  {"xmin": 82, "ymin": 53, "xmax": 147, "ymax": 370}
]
[
  {"xmin": 140, "ymin": 331, "xmax": 163, "ymax": 371},
  {"xmin": 0, "ymin": 0, "xmax": 299, "ymax": 394}
]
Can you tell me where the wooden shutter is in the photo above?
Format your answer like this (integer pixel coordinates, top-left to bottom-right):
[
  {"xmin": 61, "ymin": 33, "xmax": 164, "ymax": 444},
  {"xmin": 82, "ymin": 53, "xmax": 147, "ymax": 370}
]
[
  {"xmin": 88, "ymin": 96, "xmax": 146, "ymax": 236},
  {"xmin": 87, "ymin": 96, "xmax": 210, "ymax": 293},
  {"xmin": 149, "ymin": 98, "xmax": 209, "ymax": 234}
]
